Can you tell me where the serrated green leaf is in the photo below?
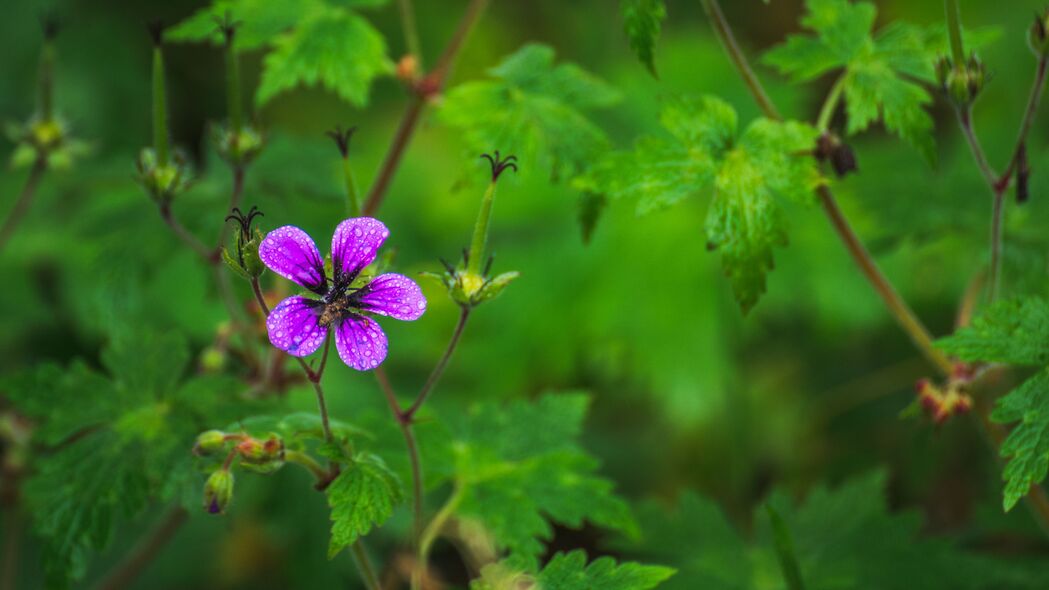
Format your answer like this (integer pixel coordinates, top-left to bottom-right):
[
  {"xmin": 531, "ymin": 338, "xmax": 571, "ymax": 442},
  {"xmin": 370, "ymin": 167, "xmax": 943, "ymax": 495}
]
[
  {"xmin": 439, "ymin": 44, "xmax": 620, "ymax": 182},
  {"xmin": 440, "ymin": 393, "xmax": 636, "ymax": 571},
  {"xmin": 991, "ymin": 370, "xmax": 1049, "ymax": 511},
  {"xmin": 472, "ymin": 550, "xmax": 673, "ymax": 590},
  {"xmin": 621, "ymin": 0, "xmax": 666, "ymax": 77},
  {"xmin": 578, "ymin": 96, "xmax": 819, "ymax": 312},
  {"xmin": 257, "ymin": 7, "xmax": 390, "ymax": 107},
  {"xmin": 762, "ymin": 0, "xmax": 936, "ymax": 160},
  {"xmin": 326, "ymin": 452, "xmax": 403, "ymax": 558},
  {"xmin": 936, "ymin": 298, "xmax": 1049, "ymax": 365},
  {"xmin": 166, "ymin": 0, "xmax": 312, "ymax": 50}
]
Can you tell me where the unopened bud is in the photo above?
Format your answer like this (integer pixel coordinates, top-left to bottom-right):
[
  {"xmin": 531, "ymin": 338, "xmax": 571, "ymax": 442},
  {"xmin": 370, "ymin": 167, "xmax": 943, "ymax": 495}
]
[
  {"xmin": 396, "ymin": 54, "xmax": 419, "ymax": 84},
  {"xmin": 1030, "ymin": 9, "xmax": 1049, "ymax": 56},
  {"xmin": 203, "ymin": 469, "xmax": 234, "ymax": 514},
  {"xmin": 815, "ymin": 133, "xmax": 857, "ymax": 178},
  {"xmin": 937, "ymin": 55, "xmax": 987, "ymax": 107},
  {"xmin": 193, "ymin": 430, "xmax": 227, "ymax": 455}
]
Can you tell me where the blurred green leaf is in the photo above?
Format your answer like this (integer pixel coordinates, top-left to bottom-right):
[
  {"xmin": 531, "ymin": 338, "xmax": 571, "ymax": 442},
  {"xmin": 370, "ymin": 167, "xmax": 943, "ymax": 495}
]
[
  {"xmin": 621, "ymin": 0, "xmax": 667, "ymax": 77},
  {"xmin": 937, "ymin": 298, "xmax": 1049, "ymax": 366},
  {"xmin": 326, "ymin": 451, "xmax": 403, "ymax": 558},
  {"xmin": 473, "ymin": 550, "xmax": 675, "ymax": 590}
]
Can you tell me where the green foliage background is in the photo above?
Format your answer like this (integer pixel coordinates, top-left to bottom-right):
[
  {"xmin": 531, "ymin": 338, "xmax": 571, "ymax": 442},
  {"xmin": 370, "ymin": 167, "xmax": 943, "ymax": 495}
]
[{"xmin": 2, "ymin": 0, "xmax": 1049, "ymax": 588}]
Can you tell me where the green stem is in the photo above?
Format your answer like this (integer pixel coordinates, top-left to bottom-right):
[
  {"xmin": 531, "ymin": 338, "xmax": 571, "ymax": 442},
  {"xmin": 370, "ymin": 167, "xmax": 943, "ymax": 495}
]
[
  {"xmin": 38, "ymin": 42, "xmax": 54, "ymax": 123},
  {"xmin": 226, "ymin": 41, "xmax": 242, "ymax": 133},
  {"xmin": 397, "ymin": 0, "xmax": 423, "ymax": 63},
  {"xmin": 152, "ymin": 46, "xmax": 169, "ymax": 167},
  {"xmin": 0, "ymin": 158, "xmax": 47, "ymax": 254},
  {"xmin": 816, "ymin": 76, "xmax": 845, "ymax": 132},
  {"xmin": 404, "ymin": 307, "xmax": 471, "ymax": 420},
  {"xmin": 285, "ymin": 450, "xmax": 328, "ymax": 481},
  {"xmin": 466, "ymin": 182, "xmax": 497, "ymax": 276},
  {"xmin": 349, "ymin": 541, "xmax": 382, "ymax": 590},
  {"xmin": 945, "ymin": 0, "xmax": 965, "ymax": 64},
  {"xmin": 342, "ymin": 156, "xmax": 361, "ymax": 217},
  {"xmin": 413, "ymin": 484, "xmax": 465, "ymax": 590}
]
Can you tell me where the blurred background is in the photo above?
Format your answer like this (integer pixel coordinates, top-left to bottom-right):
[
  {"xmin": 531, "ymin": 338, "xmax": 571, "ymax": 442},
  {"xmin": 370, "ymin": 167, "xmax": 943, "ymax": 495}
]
[{"xmin": 2, "ymin": 0, "xmax": 1049, "ymax": 587}]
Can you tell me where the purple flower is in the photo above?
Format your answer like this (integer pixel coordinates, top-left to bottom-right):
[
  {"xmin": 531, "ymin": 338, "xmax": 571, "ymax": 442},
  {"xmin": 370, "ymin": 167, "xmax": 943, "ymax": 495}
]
[{"xmin": 258, "ymin": 217, "xmax": 427, "ymax": 370}]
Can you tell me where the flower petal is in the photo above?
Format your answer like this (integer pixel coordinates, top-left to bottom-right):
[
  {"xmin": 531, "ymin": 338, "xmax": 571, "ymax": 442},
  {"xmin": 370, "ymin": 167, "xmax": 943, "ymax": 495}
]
[
  {"xmin": 359, "ymin": 273, "xmax": 427, "ymax": 321},
  {"xmin": 259, "ymin": 226, "xmax": 327, "ymax": 293},
  {"xmin": 334, "ymin": 315, "xmax": 388, "ymax": 371},
  {"xmin": 331, "ymin": 218, "xmax": 389, "ymax": 282},
  {"xmin": 266, "ymin": 296, "xmax": 327, "ymax": 357}
]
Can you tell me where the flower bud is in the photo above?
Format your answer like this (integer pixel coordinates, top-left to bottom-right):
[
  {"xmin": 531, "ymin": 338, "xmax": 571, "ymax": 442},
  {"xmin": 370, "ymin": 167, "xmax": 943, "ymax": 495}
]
[
  {"xmin": 211, "ymin": 123, "xmax": 264, "ymax": 168},
  {"xmin": 136, "ymin": 147, "xmax": 191, "ymax": 203},
  {"xmin": 815, "ymin": 133, "xmax": 857, "ymax": 178},
  {"xmin": 193, "ymin": 430, "xmax": 228, "ymax": 456},
  {"xmin": 1030, "ymin": 9, "xmax": 1049, "ymax": 57},
  {"xmin": 914, "ymin": 378, "xmax": 972, "ymax": 426},
  {"xmin": 236, "ymin": 434, "xmax": 284, "ymax": 468},
  {"xmin": 937, "ymin": 55, "xmax": 987, "ymax": 107},
  {"xmin": 222, "ymin": 206, "xmax": 266, "ymax": 280},
  {"xmin": 203, "ymin": 469, "xmax": 234, "ymax": 514},
  {"xmin": 396, "ymin": 54, "xmax": 420, "ymax": 84}
]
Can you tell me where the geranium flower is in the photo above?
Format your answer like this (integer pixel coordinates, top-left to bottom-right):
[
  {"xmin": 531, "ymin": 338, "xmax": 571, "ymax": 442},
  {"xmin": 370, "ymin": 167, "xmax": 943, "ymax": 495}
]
[{"xmin": 258, "ymin": 217, "xmax": 426, "ymax": 370}]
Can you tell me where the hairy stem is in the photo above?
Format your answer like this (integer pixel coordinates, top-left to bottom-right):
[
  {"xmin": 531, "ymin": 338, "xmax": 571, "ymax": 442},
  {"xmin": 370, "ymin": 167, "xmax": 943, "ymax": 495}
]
[
  {"xmin": 361, "ymin": 0, "xmax": 491, "ymax": 216},
  {"xmin": 956, "ymin": 108, "xmax": 998, "ymax": 187},
  {"xmin": 405, "ymin": 307, "xmax": 471, "ymax": 420},
  {"xmin": 375, "ymin": 367, "xmax": 424, "ymax": 552},
  {"xmin": 467, "ymin": 182, "xmax": 497, "ymax": 276},
  {"xmin": 1002, "ymin": 57, "xmax": 1049, "ymax": 182},
  {"xmin": 0, "ymin": 158, "xmax": 47, "ymax": 254},
  {"xmin": 93, "ymin": 506, "xmax": 188, "ymax": 590},
  {"xmin": 699, "ymin": 0, "xmax": 780, "ymax": 121},
  {"xmin": 815, "ymin": 76, "xmax": 845, "ymax": 132},
  {"xmin": 159, "ymin": 201, "xmax": 213, "ymax": 260}
]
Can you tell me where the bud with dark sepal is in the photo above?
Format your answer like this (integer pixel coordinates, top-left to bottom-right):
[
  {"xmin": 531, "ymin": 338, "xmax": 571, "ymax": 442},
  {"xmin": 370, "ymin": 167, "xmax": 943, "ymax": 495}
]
[
  {"xmin": 815, "ymin": 132, "xmax": 858, "ymax": 178},
  {"xmin": 1030, "ymin": 8, "xmax": 1049, "ymax": 57},
  {"xmin": 203, "ymin": 468, "xmax": 234, "ymax": 514}
]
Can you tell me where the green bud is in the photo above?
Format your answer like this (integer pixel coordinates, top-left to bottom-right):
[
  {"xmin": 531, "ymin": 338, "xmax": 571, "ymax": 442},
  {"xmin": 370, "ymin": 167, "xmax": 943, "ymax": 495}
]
[
  {"xmin": 424, "ymin": 264, "xmax": 520, "ymax": 309},
  {"xmin": 211, "ymin": 123, "xmax": 264, "ymax": 168},
  {"xmin": 199, "ymin": 346, "xmax": 226, "ymax": 372},
  {"xmin": 937, "ymin": 54, "xmax": 987, "ymax": 107},
  {"xmin": 193, "ymin": 430, "xmax": 228, "ymax": 455},
  {"xmin": 1030, "ymin": 9, "xmax": 1049, "ymax": 56},
  {"xmin": 203, "ymin": 469, "xmax": 234, "ymax": 514},
  {"xmin": 476, "ymin": 271, "xmax": 520, "ymax": 303},
  {"xmin": 236, "ymin": 434, "xmax": 285, "ymax": 474},
  {"xmin": 136, "ymin": 147, "xmax": 191, "ymax": 203}
]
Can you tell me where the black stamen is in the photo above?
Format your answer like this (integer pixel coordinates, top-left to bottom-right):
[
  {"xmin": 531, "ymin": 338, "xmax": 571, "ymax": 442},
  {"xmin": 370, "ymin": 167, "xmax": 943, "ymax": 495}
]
[
  {"xmin": 146, "ymin": 20, "xmax": 165, "ymax": 46},
  {"xmin": 214, "ymin": 11, "xmax": 241, "ymax": 45},
  {"xmin": 325, "ymin": 125, "xmax": 357, "ymax": 158},
  {"xmin": 481, "ymin": 151, "xmax": 519, "ymax": 182},
  {"xmin": 483, "ymin": 254, "xmax": 494, "ymax": 276},
  {"xmin": 224, "ymin": 205, "xmax": 264, "ymax": 240},
  {"xmin": 461, "ymin": 247, "xmax": 470, "ymax": 267}
]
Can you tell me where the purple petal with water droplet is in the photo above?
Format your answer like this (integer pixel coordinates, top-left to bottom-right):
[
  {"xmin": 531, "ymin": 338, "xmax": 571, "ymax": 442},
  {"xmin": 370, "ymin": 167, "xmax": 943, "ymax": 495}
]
[
  {"xmin": 331, "ymin": 217, "xmax": 389, "ymax": 282},
  {"xmin": 259, "ymin": 226, "xmax": 327, "ymax": 292},
  {"xmin": 334, "ymin": 315, "xmax": 388, "ymax": 371},
  {"xmin": 359, "ymin": 273, "xmax": 427, "ymax": 321},
  {"xmin": 266, "ymin": 296, "xmax": 327, "ymax": 357}
]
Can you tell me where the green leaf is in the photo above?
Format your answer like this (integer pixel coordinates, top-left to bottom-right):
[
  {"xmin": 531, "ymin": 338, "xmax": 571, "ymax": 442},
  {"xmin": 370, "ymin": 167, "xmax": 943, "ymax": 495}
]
[
  {"xmin": 621, "ymin": 471, "xmax": 1049, "ymax": 590},
  {"xmin": 991, "ymin": 370, "xmax": 1049, "ymax": 511},
  {"xmin": 473, "ymin": 550, "xmax": 674, "ymax": 590},
  {"xmin": 439, "ymin": 393, "xmax": 637, "ymax": 570},
  {"xmin": 166, "ymin": 0, "xmax": 310, "ymax": 50},
  {"xmin": 762, "ymin": 0, "xmax": 936, "ymax": 161},
  {"xmin": 3, "ymin": 330, "xmax": 252, "ymax": 588},
  {"xmin": 439, "ymin": 44, "xmax": 620, "ymax": 182},
  {"xmin": 577, "ymin": 96, "xmax": 820, "ymax": 312},
  {"xmin": 937, "ymin": 298, "xmax": 1049, "ymax": 366},
  {"xmin": 326, "ymin": 452, "xmax": 404, "ymax": 558},
  {"xmin": 621, "ymin": 0, "xmax": 667, "ymax": 77},
  {"xmin": 257, "ymin": 7, "xmax": 390, "ymax": 107}
]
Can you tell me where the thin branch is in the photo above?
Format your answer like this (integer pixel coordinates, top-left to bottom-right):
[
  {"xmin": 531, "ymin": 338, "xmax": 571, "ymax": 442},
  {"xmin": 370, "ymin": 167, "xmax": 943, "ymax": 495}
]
[
  {"xmin": 404, "ymin": 307, "xmax": 470, "ymax": 420},
  {"xmin": 956, "ymin": 108, "xmax": 998, "ymax": 188},
  {"xmin": 92, "ymin": 506, "xmax": 188, "ymax": 590},
  {"xmin": 1002, "ymin": 57, "xmax": 1049, "ymax": 183},
  {"xmin": 0, "ymin": 158, "xmax": 47, "ymax": 254},
  {"xmin": 397, "ymin": 0, "xmax": 423, "ymax": 63},
  {"xmin": 159, "ymin": 201, "xmax": 213, "ymax": 261},
  {"xmin": 349, "ymin": 540, "xmax": 382, "ymax": 590},
  {"xmin": 699, "ymin": 0, "xmax": 780, "ymax": 121},
  {"xmin": 375, "ymin": 367, "xmax": 423, "ymax": 548},
  {"xmin": 361, "ymin": 0, "xmax": 491, "ymax": 216}
]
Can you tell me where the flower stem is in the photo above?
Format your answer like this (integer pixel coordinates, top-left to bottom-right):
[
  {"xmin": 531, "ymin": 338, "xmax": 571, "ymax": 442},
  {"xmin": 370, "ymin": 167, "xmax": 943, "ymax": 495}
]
[
  {"xmin": 349, "ymin": 540, "xmax": 382, "ymax": 590},
  {"xmin": 945, "ymin": 0, "xmax": 966, "ymax": 64},
  {"xmin": 467, "ymin": 182, "xmax": 497, "ymax": 276},
  {"xmin": 375, "ymin": 367, "xmax": 424, "ymax": 546},
  {"xmin": 92, "ymin": 506, "xmax": 188, "ymax": 590},
  {"xmin": 413, "ymin": 483, "xmax": 464, "ymax": 590},
  {"xmin": 956, "ymin": 108, "xmax": 998, "ymax": 187},
  {"xmin": 361, "ymin": 0, "xmax": 491, "ymax": 216},
  {"xmin": 815, "ymin": 76, "xmax": 845, "ymax": 132},
  {"xmin": 397, "ymin": 0, "xmax": 423, "ymax": 64},
  {"xmin": 1002, "ymin": 57, "xmax": 1049, "ymax": 182},
  {"xmin": 285, "ymin": 450, "xmax": 329, "ymax": 481},
  {"xmin": 152, "ymin": 46, "xmax": 170, "ymax": 167},
  {"xmin": 225, "ymin": 39, "xmax": 242, "ymax": 134},
  {"xmin": 158, "ymin": 201, "xmax": 213, "ymax": 260},
  {"xmin": 0, "ymin": 158, "xmax": 47, "ymax": 254},
  {"xmin": 699, "ymin": 0, "xmax": 780, "ymax": 121},
  {"xmin": 404, "ymin": 307, "xmax": 471, "ymax": 420}
]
